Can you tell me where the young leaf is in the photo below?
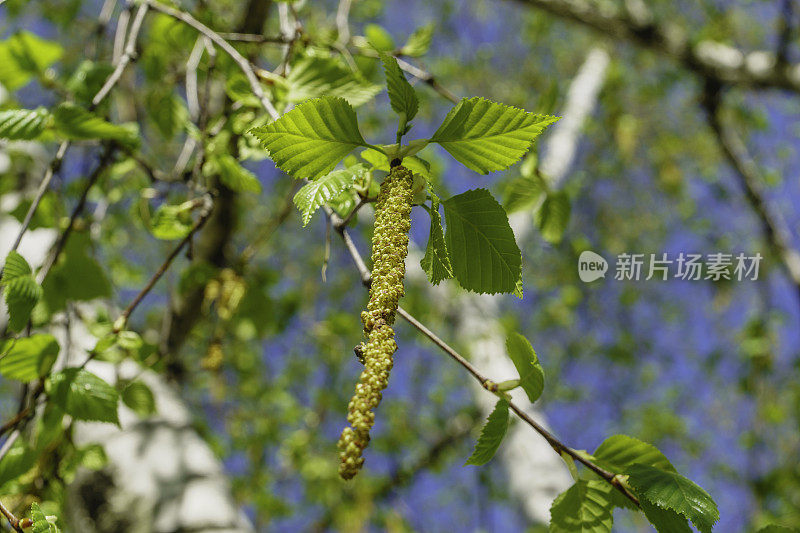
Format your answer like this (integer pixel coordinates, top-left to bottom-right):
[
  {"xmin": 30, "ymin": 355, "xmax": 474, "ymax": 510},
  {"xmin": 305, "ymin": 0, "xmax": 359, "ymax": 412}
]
[
  {"xmin": 121, "ymin": 380, "xmax": 157, "ymax": 417},
  {"xmin": 360, "ymin": 148, "xmax": 431, "ymax": 180},
  {"xmin": 505, "ymin": 332, "xmax": 544, "ymax": 403},
  {"xmin": 286, "ymin": 57, "xmax": 381, "ymax": 107},
  {"xmin": 364, "ymin": 24, "xmax": 395, "ymax": 52},
  {"xmin": 0, "ymin": 334, "xmax": 59, "ymax": 381},
  {"xmin": 402, "ymin": 24, "xmax": 435, "ymax": 57},
  {"xmin": 149, "ymin": 204, "xmax": 194, "ymax": 240},
  {"xmin": 29, "ymin": 502, "xmax": 59, "ymax": 533},
  {"xmin": 626, "ymin": 463, "xmax": 719, "ymax": 533},
  {"xmin": 465, "ymin": 398, "xmax": 509, "ymax": 466},
  {"xmin": 592, "ymin": 434, "xmax": 676, "ymax": 473},
  {"xmin": 0, "ymin": 108, "xmax": 50, "ymax": 140},
  {"xmin": 430, "ymin": 97, "xmax": 558, "ymax": 174},
  {"xmin": 0, "ymin": 32, "xmax": 63, "ymax": 90},
  {"xmin": 249, "ymin": 96, "xmax": 369, "ymax": 179},
  {"xmin": 213, "ymin": 154, "xmax": 263, "ymax": 193},
  {"xmin": 2, "ymin": 251, "xmax": 42, "ymax": 332},
  {"xmin": 420, "ymin": 196, "xmax": 453, "ymax": 285},
  {"xmin": 381, "ymin": 54, "xmax": 418, "ymax": 122},
  {"xmin": 293, "ymin": 164, "xmax": 366, "ymax": 226},
  {"xmin": 53, "ymin": 103, "xmax": 139, "ymax": 146},
  {"xmin": 535, "ymin": 191, "xmax": 571, "ymax": 244},
  {"xmin": 50, "ymin": 368, "xmax": 120, "ymax": 425},
  {"xmin": 549, "ymin": 480, "xmax": 615, "ymax": 533},
  {"xmin": 442, "ymin": 188, "xmax": 521, "ymax": 294}
]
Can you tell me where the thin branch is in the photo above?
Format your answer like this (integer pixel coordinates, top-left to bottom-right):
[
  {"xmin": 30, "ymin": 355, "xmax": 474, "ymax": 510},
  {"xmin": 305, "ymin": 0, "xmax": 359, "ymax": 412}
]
[
  {"xmin": 145, "ymin": 0, "xmax": 280, "ymax": 120},
  {"xmin": 216, "ymin": 32, "xmax": 293, "ymax": 44},
  {"xmin": 112, "ymin": 195, "xmax": 214, "ymax": 333},
  {"xmin": 336, "ymin": 0, "xmax": 353, "ymax": 47},
  {"xmin": 37, "ymin": 146, "xmax": 116, "ymax": 284},
  {"xmin": 511, "ymin": 0, "xmax": 800, "ymax": 94},
  {"xmin": 702, "ymin": 83, "xmax": 800, "ymax": 304},
  {"xmin": 0, "ymin": 499, "xmax": 25, "ymax": 532},
  {"xmin": 325, "ymin": 208, "xmax": 640, "ymax": 507}
]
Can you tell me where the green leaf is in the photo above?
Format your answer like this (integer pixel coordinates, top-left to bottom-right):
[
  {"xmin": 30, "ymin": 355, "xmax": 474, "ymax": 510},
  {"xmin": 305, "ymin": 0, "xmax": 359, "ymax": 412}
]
[
  {"xmin": 293, "ymin": 164, "xmax": 366, "ymax": 226},
  {"xmin": 505, "ymin": 332, "xmax": 544, "ymax": 403},
  {"xmin": 365, "ymin": 24, "xmax": 395, "ymax": 52},
  {"xmin": 0, "ymin": 442, "xmax": 37, "ymax": 489},
  {"xmin": 2, "ymin": 251, "xmax": 42, "ymax": 332},
  {"xmin": 402, "ymin": 24, "xmax": 435, "ymax": 57},
  {"xmin": 50, "ymin": 368, "xmax": 120, "ymax": 425},
  {"xmin": 639, "ymin": 500, "xmax": 692, "ymax": 533},
  {"xmin": 145, "ymin": 89, "xmax": 189, "ymax": 139},
  {"xmin": 29, "ymin": 502, "xmax": 59, "ymax": 533},
  {"xmin": 626, "ymin": 463, "xmax": 719, "ymax": 533},
  {"xmin": 0, "ymin": 108, "xmax": 50, "ymax": 140},
  {"xmin": 592, "ymin": 435, "xmax": 675, "ymax": 473},
  {"xmin": 0, "ymin": 32, "xmax": 63, "ymax": 90},
  {"xmin": 430, "ymin": 97, "xmax": 558, "ymax": 174},
  {"xmin": 535, "ymin": 191, "xmax": 571, "ymax": 244},
  {"xmin": 65, "ymin": 60, "xmax": 115, "ymax": 105},
  {"xmin": 756, "ymin": 526, "xmax": 800, "ymax": 533},
  {"xmin": 213, "ymin": 154, "xmax": 262, "ymax": 193},
  {"xmin": 249, "ymin": 96, "xmax": 369, "ymax": 180},
  {"xmin": 0, "ymin": 334, "xmax": 59, "ymax": 381},
  {"xmin": 53, "ymin": 103, "xmax": 138, "ymax": 146},
  {"xmin": 442, "ymin": 188, "xmax": 521, "ymax": 294},
  {"xmin": 121, "ymin": 380, "xmax": 157, "ymax": 417},
  {"xmin": 41, "ymin": 233, "xmax": 111, "ymax": 312},
  {"xmin": 504, "ymin": 166, "xmax": 547, "ymax": 214},
  {"xmin": 465, "ymin": 398, "xmax": 509, "ymax": 466},
  {"xmin": 150, "ymin": 203, "xmax": 194, "ymax": 240},
  {"xmin": 381, "ymin": 54, "xmax": 418, "ymax": 122},
  {"xmin": 286, "ymin": 57, "xmax": 381, "ymax": 107},
  {"xmin": 420, "ymin": 196, "xmax": 453, "ymax": 285},
  {"xmin": 549, "ymin": 480, "xmax": 614, "ymax": 533}
]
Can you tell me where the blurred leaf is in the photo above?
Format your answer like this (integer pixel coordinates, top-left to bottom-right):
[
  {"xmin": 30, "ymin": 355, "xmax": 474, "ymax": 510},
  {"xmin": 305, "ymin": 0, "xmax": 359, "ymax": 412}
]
[
  {"xmin": 0, "ymin": 107, "xmax": 50, "ymax": 140},
  {"xmin": 0, "ymin": 334, "xmax": 59, "ymax": 381},
  {"xmin": 122, "ymin": 380, "xmax": 157, "ymax": 417},
  {"xmin": 53, "ymin": 103, "xmax": 139, "ymax": 146},
  {"xmin": 534, "ymin": 191, "xmax": 570, "ymax": 244},
  {"xmin": 50, "ymin": 368, "xmax": 120, "ymax": 425},
  {"xmin": 402, "ymin": 24, "xmax": 434, "ymax": 56},
  {"xmin": 150, "ymin": 203, "xmax": 194, "ymax": 240},
  {"xmin": 0, "ymin": 31, "xmax": 63, "ymax": 90},
  {"xmin": 2, "ymin": 251, "xmax": 42, "ymax": 331},
  {"xmin": 365, "ymin": 24, "xmax": 395, "ymax": 52},
  {"xmin": 41, "ymin": 233, "xmax": 111, "ymax": 312},
  {"xmin": 549, "ymin": 480, "xmax": 614, "ymax": 533},
  {"xmin": 0, "ymin": 442, "xmax": 36, "ymax": 489},
  {"xmin": 211, "ymin": 154, "xmax": 263, "ymax": 193},
  {"xmin": 286, "ymin": 57, "xmax": 380, "ymax": 107}
]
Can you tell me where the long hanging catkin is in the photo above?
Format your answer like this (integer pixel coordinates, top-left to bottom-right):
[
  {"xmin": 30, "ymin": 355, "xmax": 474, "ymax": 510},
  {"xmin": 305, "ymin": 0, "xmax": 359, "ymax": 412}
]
[{"xmin": 337, "ymin": 163, "xmax": 414, "ymax": 480}]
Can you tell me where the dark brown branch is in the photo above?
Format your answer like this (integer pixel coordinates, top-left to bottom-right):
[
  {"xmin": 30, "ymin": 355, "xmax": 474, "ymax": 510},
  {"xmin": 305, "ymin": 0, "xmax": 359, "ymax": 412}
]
[
  {"xmin": 702, "ymin": 83, "xmax": 800, "ymax": 304},
  {"xmin": 511, "ymin": 0, "xmax": 800, "ymax": 94}
]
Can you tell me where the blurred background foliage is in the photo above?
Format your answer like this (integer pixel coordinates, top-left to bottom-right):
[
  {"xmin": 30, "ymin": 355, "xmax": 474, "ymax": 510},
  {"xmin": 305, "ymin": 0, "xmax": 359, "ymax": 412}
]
[{"xmin": 0, "ymin": 0, "xmax": 799, "ymax": 531}]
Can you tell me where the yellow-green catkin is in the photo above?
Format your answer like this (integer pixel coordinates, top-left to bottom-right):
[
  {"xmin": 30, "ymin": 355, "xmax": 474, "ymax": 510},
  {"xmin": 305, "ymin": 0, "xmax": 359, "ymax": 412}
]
[{"xmin": 338, "ymin": 163, "xmax": 414, "ymax": 480}]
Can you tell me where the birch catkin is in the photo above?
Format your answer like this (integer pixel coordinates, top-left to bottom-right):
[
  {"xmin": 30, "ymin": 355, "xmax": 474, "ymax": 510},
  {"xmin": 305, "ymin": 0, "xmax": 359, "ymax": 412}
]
[{"xmin": 338, "ymin": 163, "xmax": 414, "ymax": 480}]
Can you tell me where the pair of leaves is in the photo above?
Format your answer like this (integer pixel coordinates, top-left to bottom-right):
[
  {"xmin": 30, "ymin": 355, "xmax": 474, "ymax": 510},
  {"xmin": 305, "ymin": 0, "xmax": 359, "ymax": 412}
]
[
  {"xmin": 1, "ymin": 251, "xmax": 42, "ymax": 332},
  {"xmin": 421, "ymin": 189, "xmax": 521, "ymax": 295},
  {"xmin": 549, "ymin": 435, "xmax": 719, "ymax": 533},
  {"xmin": 29, "ymin": 503, "xmax": 60, "ymax": 533},
  {"xmin": 0, "ymin": 334, "xmax": 59, "ymax": 382},
  {"xmin": 465, "ymin": 333, "xmax": 544, "ymax": 466}
]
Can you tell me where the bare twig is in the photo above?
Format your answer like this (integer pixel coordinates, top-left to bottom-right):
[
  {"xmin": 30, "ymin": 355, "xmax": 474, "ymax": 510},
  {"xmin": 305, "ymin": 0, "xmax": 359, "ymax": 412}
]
[
  {"xmin": 112, "ymin": 195, "xmax": 214, "ymax": 333},
  {"xmin": 93, "ymin": 3, "xmax": 149, "ymax": 108},
  {"xmin": 145, "ymin": 0, "xmax": 280, "ymax": 120},
  {"xmin": 0, "ymin": 499, "xmax": 24, "ymax": 532},
  {"xmin": 336, "ymin": 0, "xmax": 353, "ymax": 47}
]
